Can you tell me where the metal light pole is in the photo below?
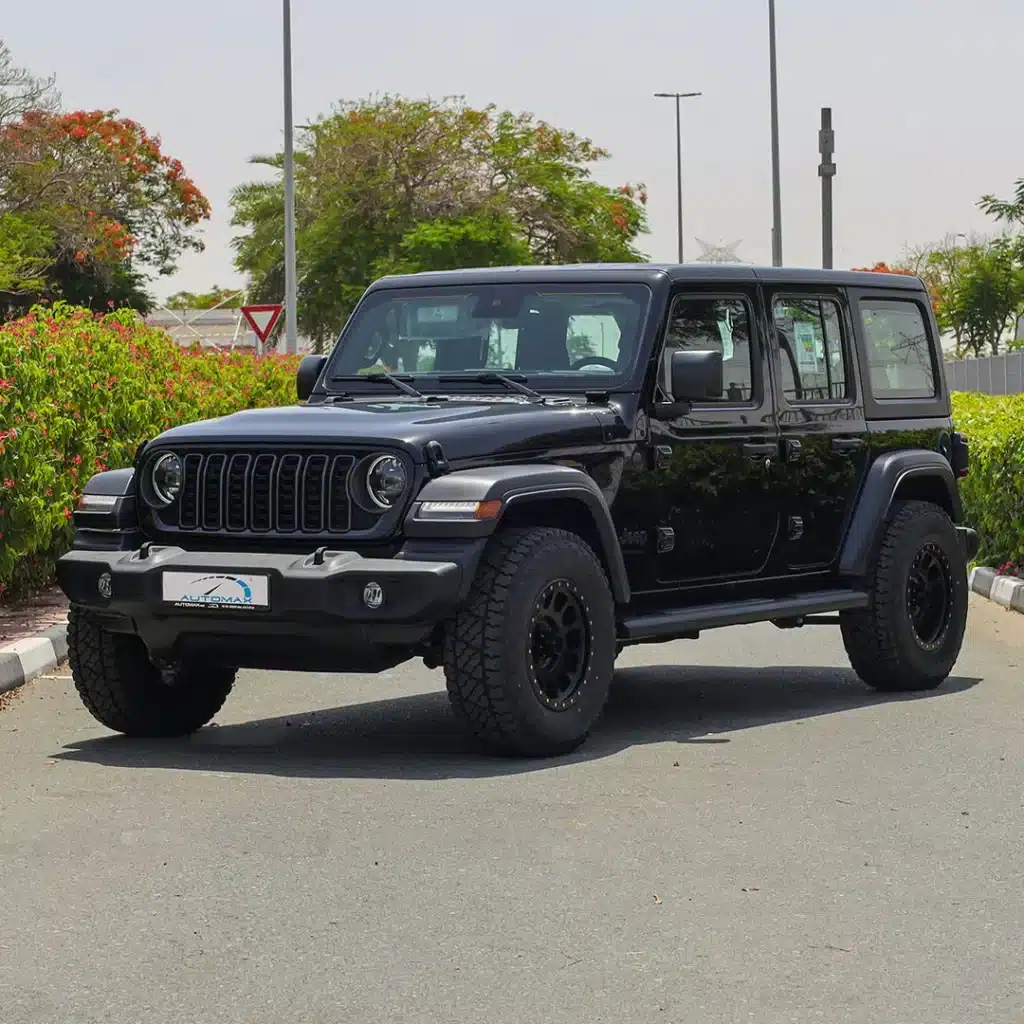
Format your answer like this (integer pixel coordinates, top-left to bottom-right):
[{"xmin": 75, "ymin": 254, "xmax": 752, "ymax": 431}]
[
  {"xmin": 818, "ymin": 107, "xmax": 835, "ymax": 269},
  {"xmin": 654, "ymin": 91, "xmax": 702, "ymax": 264},
  {"xmin": 768, "ymin": 0, "xmax": 783, "ymax": 266},
  {"xmin": 282, "ymin": 0, "xmax": 298, "ymax": 354}
]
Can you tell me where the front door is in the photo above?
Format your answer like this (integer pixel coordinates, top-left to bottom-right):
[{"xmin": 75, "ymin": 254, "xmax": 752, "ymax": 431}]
[
  {"xmin": 649, "ymin": 287, "xmax": 781, "ymax": 588},
  {"xmin": 765, "ymin": 286, "xmax": 870, "ymax": 571}
]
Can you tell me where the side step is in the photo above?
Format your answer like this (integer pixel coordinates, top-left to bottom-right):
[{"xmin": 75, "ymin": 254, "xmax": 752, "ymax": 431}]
[{"xmin": 619, "ymin": 589, "xmax": 869, "ymax": 642}]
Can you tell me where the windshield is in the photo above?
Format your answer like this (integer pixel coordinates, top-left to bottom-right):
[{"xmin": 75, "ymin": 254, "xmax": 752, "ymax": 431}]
[{"xmin": 325, "ymin": 283, "xmax": 651, "ymax": 391}]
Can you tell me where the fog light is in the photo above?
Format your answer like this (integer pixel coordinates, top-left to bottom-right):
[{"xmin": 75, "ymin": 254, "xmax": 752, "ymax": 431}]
[
  {"xmin": 97, "ymin": 572, "xmax": 113, "ymax": 599},
  {"xmin": 363, "ymin": 581, "xmax": 384, "ymax": 609}
]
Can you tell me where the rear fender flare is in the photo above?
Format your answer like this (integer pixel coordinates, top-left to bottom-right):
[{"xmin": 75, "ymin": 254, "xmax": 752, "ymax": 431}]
[{"xmin": 839, "ymin": 450, "xmax": 961, "ymax": 579}]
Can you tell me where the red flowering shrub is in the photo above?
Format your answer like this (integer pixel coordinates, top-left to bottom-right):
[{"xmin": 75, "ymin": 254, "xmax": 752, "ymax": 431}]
[{"xmin": 0, "ymin": 303, "xmax": 297, "ymax": 598}]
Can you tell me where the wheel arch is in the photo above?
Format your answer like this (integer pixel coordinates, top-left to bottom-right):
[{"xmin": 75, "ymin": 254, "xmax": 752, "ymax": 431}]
[
  {"xmin": 405, "ymin": 464, "xmax": 630, "ymax": 604},
  {"xmin": 839, "ymin": 450, "xmax": 962, "ymax": 579},
  {"xmin": 891, "ymin": 471, "xmax": 957, "ymax": 518}
]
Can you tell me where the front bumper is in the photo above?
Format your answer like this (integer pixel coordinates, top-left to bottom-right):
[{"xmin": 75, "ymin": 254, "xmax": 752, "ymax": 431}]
[{"xmin": 57, "ymin": 544, "xmax": 466, "ymax": 669}]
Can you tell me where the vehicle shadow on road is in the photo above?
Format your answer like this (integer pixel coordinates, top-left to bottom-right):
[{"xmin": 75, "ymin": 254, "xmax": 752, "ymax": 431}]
[{"xmin": 54, "ymin": 665, "xmax": 981, "ymax": 781}]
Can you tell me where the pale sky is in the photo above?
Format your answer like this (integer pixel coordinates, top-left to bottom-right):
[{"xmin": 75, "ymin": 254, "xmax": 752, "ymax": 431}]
[{"xmin": 5, "ymin": 0, "xmax": 1023, "ymax": 301}]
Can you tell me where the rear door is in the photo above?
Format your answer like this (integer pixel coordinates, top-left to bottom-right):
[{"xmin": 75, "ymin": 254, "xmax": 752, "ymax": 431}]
[{"xmin": 764, "ymin": 285, "xmax": 870, "ymax": 571}]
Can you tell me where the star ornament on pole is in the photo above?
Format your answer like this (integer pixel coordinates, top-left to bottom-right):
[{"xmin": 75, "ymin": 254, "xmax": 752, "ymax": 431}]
[{"xmin": 694, "ymin": 239, "xmax": 744, "ymax": 264}]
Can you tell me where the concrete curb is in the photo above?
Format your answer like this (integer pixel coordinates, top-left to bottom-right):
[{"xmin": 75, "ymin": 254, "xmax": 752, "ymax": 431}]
[
  {"xmin": 0, "ymin": 622, "xmax": 69, "ymax": 695},
  {"xmin": 969, "ymin": 567, "xmax": 1024, "ymax": 613}
]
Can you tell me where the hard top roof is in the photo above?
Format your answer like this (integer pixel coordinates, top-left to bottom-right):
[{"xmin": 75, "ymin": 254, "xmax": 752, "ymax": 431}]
[{"xmin": 368, "ymin": 263, "xmax": 926, "ymax": 293}]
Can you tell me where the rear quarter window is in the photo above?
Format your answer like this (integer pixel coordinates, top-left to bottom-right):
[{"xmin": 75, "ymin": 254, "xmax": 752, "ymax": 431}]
[{"xmin": 859, "ymin": 298, "xmax": 936, "ymax": 400}]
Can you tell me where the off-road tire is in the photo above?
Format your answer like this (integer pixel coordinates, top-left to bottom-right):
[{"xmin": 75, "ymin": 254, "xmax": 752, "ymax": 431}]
[
  {"xmin": 67, "ymin": 605, "xmax": 235, "ymax": 736},
  {"xmin": 840, "ymin": 499, "xmax": 968, "ymax": 692},
  {"xmin": 443, "ymin": 527, "xmax": 616, "ymax": 757}
]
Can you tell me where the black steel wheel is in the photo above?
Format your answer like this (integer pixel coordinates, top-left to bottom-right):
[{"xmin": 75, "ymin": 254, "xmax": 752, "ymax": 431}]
[
  {"xmin": 906, "ymin": 542, "xmax": 954, "ymax": 650},
  {"xmin": 528, "ymin": 580, "xmax": 591, "ymax": 711}
]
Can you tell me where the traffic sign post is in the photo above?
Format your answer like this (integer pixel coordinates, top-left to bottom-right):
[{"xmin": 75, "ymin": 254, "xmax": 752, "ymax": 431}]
[{"xmin": 241, "ymin": 304, "xmax": 284, "ymax": 353}]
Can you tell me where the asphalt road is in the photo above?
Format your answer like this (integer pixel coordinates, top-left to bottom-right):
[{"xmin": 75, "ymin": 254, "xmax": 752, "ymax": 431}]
[{"xmin": 1, "ymin": 596, "xmax": 1022, "ymax": 1024}]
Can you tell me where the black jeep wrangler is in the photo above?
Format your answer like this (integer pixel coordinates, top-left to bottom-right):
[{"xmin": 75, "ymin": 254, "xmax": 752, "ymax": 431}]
[{"xmin": 57, "ymin": 265, "xmax": 978, "ymax": 756}]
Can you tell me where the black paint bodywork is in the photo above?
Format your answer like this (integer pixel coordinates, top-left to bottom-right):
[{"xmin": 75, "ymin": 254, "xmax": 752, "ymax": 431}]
[{"xmin": 58, "ymin": 264, "xmax": 979, "ymax": 668}]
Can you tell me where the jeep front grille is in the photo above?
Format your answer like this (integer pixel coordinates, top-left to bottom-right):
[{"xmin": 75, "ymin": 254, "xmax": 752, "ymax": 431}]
[{"xmin": 174, "ymin": 451, "xmax": 355, "ymax": 535}]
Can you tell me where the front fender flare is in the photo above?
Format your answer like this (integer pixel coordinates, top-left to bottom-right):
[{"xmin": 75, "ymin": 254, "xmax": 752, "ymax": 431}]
[
  {"xmin": 73, "ymin": 468, "xmax": 138, "ymax": 533},
  {"xmin": 405, "ymin": 464, "xmax": 630, "ymax": 603}
]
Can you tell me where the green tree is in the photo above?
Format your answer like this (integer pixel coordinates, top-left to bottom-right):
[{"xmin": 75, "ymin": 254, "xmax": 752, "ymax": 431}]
[
  {"xmin": 932, "ymin": 238, "xmax": 1024, "ymax": 357},
  {"xmin": 165, "ymin": 285, "xmax": 244, "ymax": 310},
  {"xmin": 979, "ymin": 179, "xmax": 1024, "ymax": 226},
  {"xmin": 0, "ymin": 213, "xmax": 53, "ymax": 295},
  {"xmin": 231, "ymin": 95, "xmax": 648, "ymax": 350}
]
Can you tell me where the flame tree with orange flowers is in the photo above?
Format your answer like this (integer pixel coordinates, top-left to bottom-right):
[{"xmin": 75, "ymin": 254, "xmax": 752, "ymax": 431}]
[{"xmin": 0, "ymin": 41, "xmax": 210, "ymax": 313}]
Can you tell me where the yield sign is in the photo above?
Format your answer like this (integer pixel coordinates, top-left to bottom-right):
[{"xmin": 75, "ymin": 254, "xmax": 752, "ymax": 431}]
[{"xmin": 241, "ymin": 304, "xmax": 283, "ymax": 343}]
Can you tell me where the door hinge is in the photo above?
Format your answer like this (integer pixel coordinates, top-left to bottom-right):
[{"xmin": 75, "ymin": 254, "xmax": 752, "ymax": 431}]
[{"xmin": 649, "ymin": 444, "xmax": 673, "ymax": 470}]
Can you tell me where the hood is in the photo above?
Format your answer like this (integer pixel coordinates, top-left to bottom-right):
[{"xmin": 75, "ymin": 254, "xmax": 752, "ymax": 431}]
[{"xmin": 152, "ymin": 396, "xmax": 631, "ymax": 463}]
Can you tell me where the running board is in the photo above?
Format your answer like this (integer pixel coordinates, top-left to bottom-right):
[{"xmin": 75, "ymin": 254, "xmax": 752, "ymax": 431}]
[{"xmin": 619, "ymin": 589, "xmax": 869, "ymax": 642}]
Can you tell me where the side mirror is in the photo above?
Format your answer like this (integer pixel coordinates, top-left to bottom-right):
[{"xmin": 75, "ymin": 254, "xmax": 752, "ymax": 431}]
[
  {"xmin": 665, "ymin": 349, "xmax": 723, "ymax": 402},
  {"xmin": 297, "ymin": 354, "xmax": 328, "ymax": 402}
]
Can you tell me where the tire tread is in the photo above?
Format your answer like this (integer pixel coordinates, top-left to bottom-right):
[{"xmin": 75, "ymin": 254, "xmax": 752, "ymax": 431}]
[
  {"xmin": 68, "ymin": 605, "xmax": 234, "ymax": 736},
  {"xmin": 841, "ymin": 499, "xmax": 966, "ymax": 692},
  {"xmin": 443, "ymin": 527, "xmax": 611, "ymax": 754}
]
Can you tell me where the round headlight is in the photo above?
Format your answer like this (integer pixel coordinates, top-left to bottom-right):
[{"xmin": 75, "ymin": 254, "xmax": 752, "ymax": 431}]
[
  {"xmin": 365, "ymin": 455, "xmax": 408, "ymax": 510},
  {"xmin": 151, "ymin": 453, "xmax": 183, "ymax": 505}
]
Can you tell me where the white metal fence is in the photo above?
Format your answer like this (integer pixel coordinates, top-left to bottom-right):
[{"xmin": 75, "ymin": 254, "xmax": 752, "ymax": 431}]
[{"xmin": 945, "ymin": 352, "xmax": 1024, "ymax": 395}]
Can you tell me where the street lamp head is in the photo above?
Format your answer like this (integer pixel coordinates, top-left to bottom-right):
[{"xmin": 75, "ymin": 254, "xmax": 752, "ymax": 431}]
[{"xmin": 654, "ymin": 92, "xmax": 703, "ymax": 265}]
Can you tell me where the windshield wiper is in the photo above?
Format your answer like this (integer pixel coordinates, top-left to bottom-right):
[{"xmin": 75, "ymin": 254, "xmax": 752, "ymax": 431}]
[
  {"xmin": 437, "ymin": 372, "xmax": 544, "ymax": 403},
  {"xmin": 329, "ymin": 372, "xmax": 423, "ymax": 399}
]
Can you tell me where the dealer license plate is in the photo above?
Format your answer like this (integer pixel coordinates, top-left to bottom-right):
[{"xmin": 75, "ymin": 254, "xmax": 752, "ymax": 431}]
[{"xmin": 161, "ymin": 571, "xmax": 270, "ymax": 611}]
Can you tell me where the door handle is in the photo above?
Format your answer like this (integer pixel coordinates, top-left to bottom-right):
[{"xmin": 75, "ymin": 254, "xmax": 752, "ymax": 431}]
[
  {"xmin": 831, "ymin": 437, "xmax": 866, "ymax": 453},
  {"xmin": 742, "ymin": 441, "xmax": 779, "ymax": 458},
  {"xmin": 783, "ymin": 438, "xmax": 802, "ymax": 461}
]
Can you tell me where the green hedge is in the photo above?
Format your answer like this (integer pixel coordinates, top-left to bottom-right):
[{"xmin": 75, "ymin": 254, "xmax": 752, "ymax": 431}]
[
  {"xmin": 951, "ymin": 392, "xmax": 1024, "ymax": 571},
  {"xmin": 0, "ymin": 304, "xmax": 298, "ymax": 598},
  {"xmin": 0, "ymin": 307, "xmax": 1019, "ymax": 599}
]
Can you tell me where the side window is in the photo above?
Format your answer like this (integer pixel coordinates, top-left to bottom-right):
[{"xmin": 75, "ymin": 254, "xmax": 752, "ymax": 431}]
[
  {"xmin": 773, "ymin": 296, "xmax": 849, "ymax": 402},
  {"xmin": 859, "ymin": 299, "xmax": 936, "ymax": 399},
  {"xmin": 664, "ymin": 295, "xmax": 754, "ymax": 402}
]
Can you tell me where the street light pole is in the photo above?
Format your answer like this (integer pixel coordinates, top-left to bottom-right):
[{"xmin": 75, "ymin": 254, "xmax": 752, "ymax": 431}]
[
  {"xmin": 282, "ymin": 0, "xmax": 298, "ymax": 354},
  {"xmin": 654, "ymin": 91, "xmax": 702, "ymax": 264},
  {"xmin": 818, "ymin": 107, "xmax": 835, "ymax": 269},
  {"xmin": 768, "ymin": 0, "xmax": 783, "ymax": 267}
]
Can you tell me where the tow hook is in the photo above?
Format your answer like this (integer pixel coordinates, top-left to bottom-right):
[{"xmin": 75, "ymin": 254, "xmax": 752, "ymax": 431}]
[{"xmin": 151, "ymin": 655, "xmax": 182, "ymax": 686}]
